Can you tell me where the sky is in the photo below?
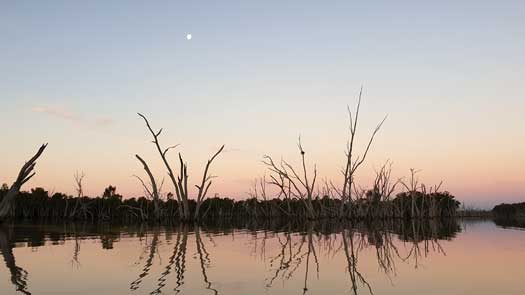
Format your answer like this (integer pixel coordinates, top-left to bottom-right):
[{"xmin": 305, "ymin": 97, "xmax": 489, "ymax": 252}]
[{"xmin": 1, "ymin": 0, "xmax": 524, "ymax": 208}]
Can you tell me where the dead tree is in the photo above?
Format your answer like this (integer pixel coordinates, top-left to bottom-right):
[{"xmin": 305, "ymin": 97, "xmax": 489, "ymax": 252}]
[
  {"xmin": 264, "ymin": 137, "xmax": 317, "ymax": 219},
  {"xmin": 0, "ymin": 144, "xmax": 47, "ymax": 221},
  {"xmin": 68, "ymin": 171, "xmax": 90, "ymax": 219},
  {"xmin": 174, "ymin": 153, "xmax": 189, "ymax": 220},
  {"xmin": 339, "ymin": 88, "xmax": 387, "ymax": 218},
  {"xmin": 135, "ymin": 154, "xmax": 161, "ymax": 220},
  {"xmin": 401, "ymin": 168, "xmax": 421, "ymax": 218},
  {"xmin": 194, "ymin": 145, "xmax": 224, "ymax": 220},
  {"xmin": 370, "ymin": 161, "xmax": 400, "ymax": 218},
  {"xmin": 138, "ymin": 113, "xmax": 186, "ymax": 219},
  {"xmin": 423, "ymin": 181, "xmax": 443, "ymax": 218},
  {"xmin": 138, "ymin": 113, "xmax": 225, "ymax": 221},
  {"xmin": 268, "ymin": 173, "xmax": 293, "ymax": 216},
  {"xmin": 173, "ymin": 147, "xmax": 225, "ymax": 221},
  {"xmin": 249, "ymin": 175, "xmax": 271, "ymax": 217}
]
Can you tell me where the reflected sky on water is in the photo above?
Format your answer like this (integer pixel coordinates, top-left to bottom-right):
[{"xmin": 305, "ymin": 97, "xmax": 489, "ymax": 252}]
[{"xmin": 0, "ymin": 219, "xmax": 524, "ymax": 295}]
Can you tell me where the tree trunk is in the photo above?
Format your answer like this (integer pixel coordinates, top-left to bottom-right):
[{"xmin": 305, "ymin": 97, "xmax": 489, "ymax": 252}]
[{"xmin": 0, "ymin": 144, "xmax": 47, "ymax": 222}]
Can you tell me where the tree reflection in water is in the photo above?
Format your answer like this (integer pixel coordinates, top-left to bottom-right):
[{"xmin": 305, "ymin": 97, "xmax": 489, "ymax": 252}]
[
  {"xmin": 130, "ymin": 227, "xmax": 160, "ymax": 291},
  {"xmin": 260, "ymin": 219, "xmax": 460, "ymax": 294},
  {"xmin": 0, "ymin": 219, "xmax": 461, "ymax": 294},
  {"xmin": 0, "ymin": 225, "xmax": 31, "ymax": 295},
  {"xmin": 130, "ymin": 224, "xmax": 218, "ymax": 295}
]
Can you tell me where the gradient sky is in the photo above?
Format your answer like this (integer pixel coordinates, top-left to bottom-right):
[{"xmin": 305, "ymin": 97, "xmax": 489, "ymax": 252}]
[{"xmin": 1, "ymin": 1, "xmax": 524, "ymax": 208}]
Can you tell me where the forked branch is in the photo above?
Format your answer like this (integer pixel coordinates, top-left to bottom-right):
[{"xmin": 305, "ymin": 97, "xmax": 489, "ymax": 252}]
[{"xmin": 0, "ymin": 143, "xmax": 48, "ymax": 221}]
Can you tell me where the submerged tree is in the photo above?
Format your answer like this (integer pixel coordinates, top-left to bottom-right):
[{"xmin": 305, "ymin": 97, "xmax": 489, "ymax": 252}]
[
  {"xmin": 194, "ymin": 145, "xmax": 225, "ymax": 220},
  {"xmin": 0, "ymin": 144, "xmax": 47, "ymax": 221},
  {"xmin": 264, "ymin": 137, "xmax": 318, "ymax": 219},
  {"xmin": 67, "ymin": 171, "xmax": 92, "ymax": 220},
  {"xmin": 135, "ymin": 154, "xmax": 162, "ymax": 220},
  {"xmin": 137, "ymin": 113, "xmax": 224, "ymax": 221},
  {"xmin": 338, "ymin": 88, "xmax": 387, "ymax": 219},
  {"xmin": 262, "ymin": 88, "xmax": 386, "ymax": 220}
]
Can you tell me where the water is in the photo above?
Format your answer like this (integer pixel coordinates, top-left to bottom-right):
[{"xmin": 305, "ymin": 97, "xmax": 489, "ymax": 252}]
[{"xmin": 0, "ymin": 219, "xmax": 524, "ymax": 295}]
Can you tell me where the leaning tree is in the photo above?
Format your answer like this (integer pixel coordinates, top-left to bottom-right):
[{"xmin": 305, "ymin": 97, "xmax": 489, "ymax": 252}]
[{"xmin": 0, "ymin": 144, "xmax": 47, "ymax": 221}]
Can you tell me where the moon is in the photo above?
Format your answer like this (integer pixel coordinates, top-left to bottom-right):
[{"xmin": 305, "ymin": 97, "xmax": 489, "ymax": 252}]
[{"xmin": 186, "ymin": 33, "xmax": 192, "ymax": 40}]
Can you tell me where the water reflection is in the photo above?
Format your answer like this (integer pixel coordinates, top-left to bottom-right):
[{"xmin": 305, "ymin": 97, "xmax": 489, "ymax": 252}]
[
  {"xmin": 128, "ymin": 224, "xmax": 219, "ymax": 295},
  {"xmin": 0, "ymin": 226, "xmax": 30, "ymax": 295},
  {"xmin": 258, "ymin": 220, "xmax": 460, "ymax": 295},
  {"xmin": 0, "ymin": 219, "xmax": 490, "ymax": 295},
  {"xmin": 494, "ymin": 218, "xmax": 525, "ymax": 230},
  {"xmin": 130, "ymin": 228, "xmax": 159, "ymax": 291}
]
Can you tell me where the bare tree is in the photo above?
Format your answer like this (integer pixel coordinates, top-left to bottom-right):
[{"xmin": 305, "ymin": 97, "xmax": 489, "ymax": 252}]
[
  {"xmin": 135, "ymin": 154, "xmax": 161, "ymax": 220},
  {"xmin": 0, "ymin": 144, "xmax": 47, "ymax": 221},
  {"xmin": 249, "ymin": 175, "xmax": 272, "ymax": 217},
  {"xmin": 400, "ymin": 170, "xmax": 446, "ymax": 219},
  {"xmin": 163, "ymin": 153, "xmax": 189, "ymax": 219},
  {"xmin": 137, "ymin": 113, "xmax": 187, "ymax": 219},
  {"xmin": 194, "ymin": 145, "xmax": 224, "ymax": 220},
  {"xmin": 68, "ymin": 171, "xmax": 88, "ymax": 219},
  {"xmin": 268, "ymin": 173, "xmax": 293, "ymax": 216},
  {"xmin": 138, "ymin": 113, "xmax": 225, "ymax": 221},
  {"xmin": 339, "ymin": 88, "xmax": 387, "ymax": 218},
  {"xmin": 370, "ymin": 161, "xmax": 400, "ymax": 218},
  {"xmin": 401, "ymin": 168, "xmax": 421, "ymax": 218},
  {"xmin": 264, "ymin": 137, "xmax": 317, "ymax": 219}
]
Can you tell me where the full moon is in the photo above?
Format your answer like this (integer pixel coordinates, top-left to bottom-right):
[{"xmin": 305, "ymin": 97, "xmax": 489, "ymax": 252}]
[{"xmin": 186, "ymin": 33, "xmax": 192, "ymax": 40}]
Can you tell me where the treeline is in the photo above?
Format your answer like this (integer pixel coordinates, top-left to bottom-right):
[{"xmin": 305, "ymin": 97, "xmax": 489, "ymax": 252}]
[
  {"xmin": 493, "ymin": 202, "xmax": 525, "ymax": 219},
  {"xmin": 0, "ymin": 184, "xmax": 459, "ymax": 222}
]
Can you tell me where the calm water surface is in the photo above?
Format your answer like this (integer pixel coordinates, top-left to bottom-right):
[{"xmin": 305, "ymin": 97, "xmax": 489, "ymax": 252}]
[{"xmin": 0, "ymin": 219, "xmax": 524, "ymax": 295}]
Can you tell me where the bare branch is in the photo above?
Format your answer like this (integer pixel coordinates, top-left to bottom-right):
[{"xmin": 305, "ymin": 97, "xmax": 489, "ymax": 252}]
[
  {"xmin": 135, "ymin": 154, "xmax": 161, "ymax": 218},
  {"xmin": 0, "ymin": 143, "xmax": 48, "ymax": 220}
]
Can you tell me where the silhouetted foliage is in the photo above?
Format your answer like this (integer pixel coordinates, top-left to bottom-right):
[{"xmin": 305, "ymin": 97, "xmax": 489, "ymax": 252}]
[
  {"xmin": 392, "ymin": 191, "xmax": 460, "ymax": 219},
  {"xmin": 493, "ymin": 202, "xmax": 525, "ymax": 219},
  {"xmin": 493, "ymin": 217, "xmax": 525, "ymax": 229},
  {"xmin": 4, "ymin": 185, "xmax": 460, "ymax": 223}
]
